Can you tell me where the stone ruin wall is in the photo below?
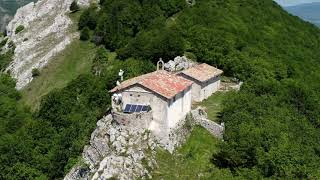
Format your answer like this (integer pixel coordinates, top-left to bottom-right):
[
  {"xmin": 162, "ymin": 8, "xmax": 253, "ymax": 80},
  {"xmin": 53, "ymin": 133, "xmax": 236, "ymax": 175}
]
[
  {"xmin": 190, "ymin": 107, "xmax": 225, "ymax": 139},
  {"xmin": 111, "ymin": 111, "xmax": 153, "ymax": 131}
]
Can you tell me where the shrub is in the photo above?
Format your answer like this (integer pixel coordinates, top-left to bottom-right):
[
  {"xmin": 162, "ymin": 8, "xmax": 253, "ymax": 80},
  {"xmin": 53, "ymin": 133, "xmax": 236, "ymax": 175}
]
[
  {"xmin": 80, "ymin": 27, "xmax": 90, "ymax": 41},
  {"xmin": 78, "ymin": 7, "xmax": 97, "ymax": 30},
  {"xmin": 15, "ymin": 25, "xmax": 25, "ymax": 34},
  {"xmin": 32, "ymin": 68, "xmax": 40, "ymax": 77},
  {"xmin": 70, "ymin": 0, "xmax": 79, "ymax": 12},
  {"xmin": 0, "ymin": 38, "xmax": 8, "ymax": 49},
  {"xmin": 7, "ymin": 41, "xmax": 15, "ymax": 49}
]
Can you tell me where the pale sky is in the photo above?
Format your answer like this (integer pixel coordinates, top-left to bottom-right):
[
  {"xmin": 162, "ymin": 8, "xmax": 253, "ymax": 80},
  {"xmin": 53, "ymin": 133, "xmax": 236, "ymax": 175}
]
[{"xmin": 275, "ymin": 0, "xmax": 320, "ymax": 6}]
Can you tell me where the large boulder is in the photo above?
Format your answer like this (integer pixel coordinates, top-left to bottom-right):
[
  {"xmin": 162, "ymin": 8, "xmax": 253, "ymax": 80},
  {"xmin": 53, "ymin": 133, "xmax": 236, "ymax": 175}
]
[{"xmin": 164, "ymin": 56, "xmax": 196, "ymax": 72}]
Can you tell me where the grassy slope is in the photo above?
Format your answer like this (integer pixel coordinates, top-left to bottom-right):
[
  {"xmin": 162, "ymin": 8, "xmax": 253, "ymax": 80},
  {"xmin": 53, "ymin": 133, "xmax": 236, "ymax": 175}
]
[
  {"xmin": 153, "ymin": 127, "xmax": 234, "ymax": 179},
  {"xmin": 198, "ymin": 92, "xmax": 228, "ymax": 122},
  {"xmin": 20, "ymin": 11, "xmax": 98, "ymax": 110},
  {"xmin": 21, "ymin": 40, "xmax": 96, "ymax": 110}
]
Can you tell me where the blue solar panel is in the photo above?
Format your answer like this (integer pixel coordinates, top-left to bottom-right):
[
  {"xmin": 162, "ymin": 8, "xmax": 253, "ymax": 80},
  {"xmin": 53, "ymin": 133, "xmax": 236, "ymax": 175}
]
[
  {"xmin": 136, "ymin": 105, "xmax": 143, "ymax": 112},
  {"xmin": 123, "ymin": 104, "xmax": 149, "ymax": 113},
  {"xmin": 124, "ymin": 104, "xmax": 131, "ymax": 113},
  {"xmin": 130, "ymin": 105, "xmax": 137, "ymax": 112},
  {"xmin": 141, "ymin": 106, "xmax": 148, "ymax": 112}
]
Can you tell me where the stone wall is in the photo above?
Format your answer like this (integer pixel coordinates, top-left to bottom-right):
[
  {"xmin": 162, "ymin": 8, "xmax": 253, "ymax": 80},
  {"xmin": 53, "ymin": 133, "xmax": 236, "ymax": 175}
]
[
  {"xmin": 191, "ymin": 107, "xmax": 224, "ymax": 139},
  {"xmin": 112, "ymin": 111, "xmax": 152, "ymax": 131},
  {"xmin": 164, "ymin": 114, "xmax": 194, "ymax": 153}
]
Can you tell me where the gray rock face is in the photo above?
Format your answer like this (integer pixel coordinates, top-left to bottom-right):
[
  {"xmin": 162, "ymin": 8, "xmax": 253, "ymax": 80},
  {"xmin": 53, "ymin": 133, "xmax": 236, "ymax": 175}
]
[
  {"xmin": 64, "ymin": 115, "xmax": 159, "ymax": 180},
  {"xmin": 164, "ymin": 56, "xmax": 196, "ymax": 72},
  {"xmin": 5, "ymin": 0, "xmax": 96, "ymax": 89},
  {"xmin": 65, "ymin": 108, "xmax": 224, "ymax": 180}
]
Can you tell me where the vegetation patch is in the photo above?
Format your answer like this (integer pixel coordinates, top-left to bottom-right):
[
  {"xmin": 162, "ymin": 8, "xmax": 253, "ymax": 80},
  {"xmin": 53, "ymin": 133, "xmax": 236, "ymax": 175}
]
[
  {"xmin": 21, "ymin": 40, "xmax": 97, "ymax": 110},
  {"xmin": 0, "ymin": 37, "xmax": 8, "ymax": 49},
  {"xmin": 15, "ymin": 25, "xmax": 25, "ymax": 34},
  {"xmin": 153, "ymin": 126, "xmax": 234, "ymax": 179},
  {"xmin": 198, "ymin": 92, "xmax": 229, "ymax": 122},
  {"xmin": 70, "ymin": 0, "xmax": 80, "ymax": 13},
  {"xmin": 31, "ymin": 68, "xmax": 40, "ymax": 77}
]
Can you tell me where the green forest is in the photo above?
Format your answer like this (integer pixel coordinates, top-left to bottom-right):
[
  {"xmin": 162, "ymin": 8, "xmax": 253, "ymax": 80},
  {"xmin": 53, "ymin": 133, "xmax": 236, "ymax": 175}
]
[{"xmin": 1, "ymin": 0, "xmax": 320, "ymax": 179}]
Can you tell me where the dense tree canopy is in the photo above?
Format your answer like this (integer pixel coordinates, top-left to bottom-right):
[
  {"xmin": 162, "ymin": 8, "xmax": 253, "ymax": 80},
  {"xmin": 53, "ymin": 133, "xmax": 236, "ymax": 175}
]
[
  {"xmin": 1, "ymin": 0, "xmax": 320, "ymax": 179},
  {"xmin": 0, "ymin": 47, "xmax": 155, "ymax": 179},
  {"xmin": 78, "ymin": 0, "xmax": 320, "ymax": 178}
]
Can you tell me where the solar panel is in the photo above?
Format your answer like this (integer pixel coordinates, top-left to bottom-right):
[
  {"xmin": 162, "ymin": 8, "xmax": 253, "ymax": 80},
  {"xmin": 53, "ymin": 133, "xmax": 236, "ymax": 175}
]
[
  {"xmin": 130, "ymin": 105, "xmax": 137, "ymax": 112},
  {"xmin": 136, "ymin": 105, "xmax": 143, "ymax": 112},
  {"xmin": 123, "ymin": 104, "xmax": 149, "ymax": 113},
  {"xmin": 141, "ymin": 106, "xmax": 149, "ymax": 112},
  {"xmin": 124, "ymin": 104, "xmax": 131, "ymax": 113}
]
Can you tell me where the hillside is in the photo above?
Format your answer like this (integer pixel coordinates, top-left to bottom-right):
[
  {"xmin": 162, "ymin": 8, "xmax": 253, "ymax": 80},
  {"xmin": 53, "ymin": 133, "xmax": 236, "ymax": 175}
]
[
  {"xmin": 285, "ymin": 2, "xmax": 320, "ymax": 26},
  {"xmin": 5, "ymin": 0, "xmax": 96, "ymax": 89},
  {"xmin": 0, "ymin": 0, "xmax": 35, "ymax": 31},
  {"xmin": 0, "ymin": 0, "xmax": 320, "ymax": 179}
]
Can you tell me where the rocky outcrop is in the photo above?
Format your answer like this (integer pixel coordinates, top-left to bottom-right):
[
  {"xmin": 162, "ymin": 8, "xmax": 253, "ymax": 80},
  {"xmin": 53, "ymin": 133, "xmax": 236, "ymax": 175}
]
[
  {"xmin": 0, "ymin": 0, "xmax": 34, "ymax": 32},
  {"xmin": 5, "ymin": 0, "xmax": 96, "ymax": 89},
  {"xmin": 164, "ymin": 56, "xmax": 196, "ymax": 72},
  {"xmin": 65, "ymin": 109, "xmax": 224, "ymax": 179},
  {"xmin": 64, "ymin": 115, "xmax": 159, "ymax": 180}
]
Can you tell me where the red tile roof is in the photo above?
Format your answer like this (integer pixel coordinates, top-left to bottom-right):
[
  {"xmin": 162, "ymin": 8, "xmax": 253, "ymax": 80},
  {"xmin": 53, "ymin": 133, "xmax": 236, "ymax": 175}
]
[
  {"xmin": 110, "ymin": 70, "xmax": 193, "ymax": 99},
  {"xmin": 179, "ymin": 63, "xmax": 223, "ymax": 82}
]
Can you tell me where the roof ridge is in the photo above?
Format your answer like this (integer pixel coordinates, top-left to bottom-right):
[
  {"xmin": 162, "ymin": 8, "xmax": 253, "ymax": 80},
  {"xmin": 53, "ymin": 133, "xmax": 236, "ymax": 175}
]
[{"xmin": 110, "ymin": 70, "xmax": 193, "ymax": 99}]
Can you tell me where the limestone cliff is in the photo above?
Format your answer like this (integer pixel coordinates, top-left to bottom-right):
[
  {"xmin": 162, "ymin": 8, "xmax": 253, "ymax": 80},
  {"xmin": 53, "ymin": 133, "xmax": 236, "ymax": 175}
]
[
  {"xmin": 5, "ymin": 0, "xmax": 95, "ymax": 89},
  {"xmin": 0, "ymin": 0, "xmax": 35, "ymax": 32},
  {"xmin": 64, "ymin": 115, "xmax": 159, "ymax": 180}
]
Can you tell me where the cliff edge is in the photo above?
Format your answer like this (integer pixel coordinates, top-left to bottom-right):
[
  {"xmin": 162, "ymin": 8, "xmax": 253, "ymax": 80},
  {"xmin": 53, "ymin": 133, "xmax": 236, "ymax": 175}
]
[{"xmin": 5, "ymin": 0, "xmax": 95, "ymax": 89}]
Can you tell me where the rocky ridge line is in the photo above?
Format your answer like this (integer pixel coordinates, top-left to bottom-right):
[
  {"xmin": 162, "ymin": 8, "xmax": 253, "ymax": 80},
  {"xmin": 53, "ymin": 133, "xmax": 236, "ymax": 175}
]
[
  {"xmin": 64, "ymin": 115, "xmax": 159, "ymax": 180},
  {"xmin": 5, "ymin": 0, "xmax": 95, "ymax": 89}
]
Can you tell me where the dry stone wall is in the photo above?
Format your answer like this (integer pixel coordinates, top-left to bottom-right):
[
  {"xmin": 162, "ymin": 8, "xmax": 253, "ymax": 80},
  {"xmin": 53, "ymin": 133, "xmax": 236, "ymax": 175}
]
[
  {"xmin": 112, "ymin": 111, "xmax": 153, "ymax": 130},
  {"xmin": 191, "ymin": 107, "xmax": 224, "ymax": 139}
]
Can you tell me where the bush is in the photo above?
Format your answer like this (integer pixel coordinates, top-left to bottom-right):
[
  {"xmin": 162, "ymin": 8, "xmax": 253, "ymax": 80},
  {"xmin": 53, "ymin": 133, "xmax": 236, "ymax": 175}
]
[
  {"xmin": 78, "ymin": 7, "xmax": 97, "ymax": 30},
  {"xmin": 80, "ymin": 27, "xmax": 90, "ymax": 41},
  {"xmin": 15, "ymin": 25, "xmax": 25, "ymax": 34},
  {"xmin": 31, "ymin": 68, "xmax": 40, "ymax": 77},
  {"xmin": 0, "ymin": 38, "xmax": 8, "ymax": 49},
  {"xmin": 7, "ymin": 41, "xmax": 15, "ymax": 50},
  {"xmin": 70, "ymin": 0, "xmax": 79, "ymax": 12}
]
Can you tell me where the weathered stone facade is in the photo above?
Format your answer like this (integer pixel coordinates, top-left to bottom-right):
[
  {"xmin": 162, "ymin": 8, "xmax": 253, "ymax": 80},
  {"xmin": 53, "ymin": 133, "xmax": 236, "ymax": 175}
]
[
  {"xmin": 179, "ymin": 73, "xmax": 221, "ymax": 102},
  {"xmin": 112, "ymin": 83, "xmax": 192, "ymax": 147},
  {"xmin": 112, "ymin": 111, "xmax": 153, "ymax": 130}
]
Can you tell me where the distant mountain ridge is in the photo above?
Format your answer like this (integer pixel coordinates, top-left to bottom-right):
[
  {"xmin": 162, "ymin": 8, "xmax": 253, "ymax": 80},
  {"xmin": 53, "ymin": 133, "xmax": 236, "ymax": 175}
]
[
  {"xmin": 284, "ymin": 2, "xmax": 320, "ymax": 26},
  {"xmin": 0, "ymin": 0, "xmax": 35, "ymax": 32}
]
